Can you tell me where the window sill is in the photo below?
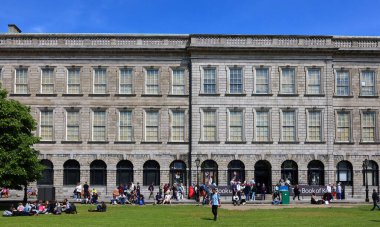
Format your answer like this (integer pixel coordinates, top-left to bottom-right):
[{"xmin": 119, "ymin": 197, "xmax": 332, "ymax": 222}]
[
  {"xmin": 114, "ymin": 94, "xmax": 136, "ymax": 97},
  {"xmin": 277, "ymin": 94, "xmax": 299, "ymax": 97},
  {"xmin": 89, "ymin": 94, "xmax": 110, "ymax": 97},
  {"xmin": 198, "ymin": 141, "xmax": 220, "ymax": 144},
  {"xmin": 224, "ymin": 93, "xmax": 247, "ymax": 97},
  {"xmin": 167, "ymin": 141, "xmax": 189, "ymax": 144},
  {"xmin": 114, "ymin": 141, "xmax": 136, "ymax": 144},
  {"xmin": 141, "ymin": 94, "xmax": 163, "ymax": 97},
  {"xmin": 38, "ymin": 141, "xmax": 57, "ymax": 144},
  {"xmin": 140, "ymin": 141, "xmax": 162, "ymax": 144},
  {"xmin": 334, "ymin": 142, "xmax": 355, "ymax": 145},
  {"xmin": 61, "ymin": 141, "xmax": 83, "ymax": 144},
  {"xmin": 87, "ymin": 141, "xmax": 109, "ymax": 144},
  {"xmin": 278, "ymin": 141, "xmax": 300, "ymax": 144},
  {"xmin": 198, "ymin": 93, "xmax": 220, "ymax": 96},
  {"xmin": 36, "ymin": 93, "xmax": 58, "ymax": 97},
  {"xmin": 358, "ymin": 95, "xmax": 379, "ymax": 98},
  {"xmin": 251, "ymin": 141, "xmax": 274, "ymax": 144},
  {"xmin": 62, "ymin": 94, "xmax": 84, "ymax": 97},
  {"xmin": 251, "ymin": 93, "xmax": 273, "ymax": 96},
  {"xmin": 9, "ymin": 93, "xmax": 31, "ymax": 96},
  {"xmin": 359, "ymin": 142, "xmax": 380, "ymax": 145},
  {"xmin": 304, "ymin": 141, "xmax": 326, "ymax": 144},
  {"xmin": 333, "ymin": 95, "xmax": 354, "ymax": 98},
  {"xmin": 225, "ymin": 141, "xmax": 247, "ymax": 144},
  {"xmin": 304, "ymin": 94, "xmax": 325, "ymax": 97},
  {"xmin": 167, "ymin": 94, "xmax": 189, "ymax": 97}
]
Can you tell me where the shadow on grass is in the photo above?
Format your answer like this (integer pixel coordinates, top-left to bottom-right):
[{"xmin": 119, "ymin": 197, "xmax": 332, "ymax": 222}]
[
  {"xmin": 370, "ymin": 220, "xmax": 380, "ymax": 222},
  {"xmin": 201, "ymin": 217, "xmax": 215, "ymax": 221}
]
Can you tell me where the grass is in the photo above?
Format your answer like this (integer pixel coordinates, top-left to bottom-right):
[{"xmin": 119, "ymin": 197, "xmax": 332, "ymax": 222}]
[{"xmin": 1, "ymin": 204, "xmax": 380, "ymax": 226}]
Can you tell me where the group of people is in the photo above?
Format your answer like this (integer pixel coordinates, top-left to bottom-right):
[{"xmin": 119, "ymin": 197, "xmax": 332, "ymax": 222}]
[
  {"xmin": 110, "ymin": 182, "xmax": 145, "ymax": 205},
  {"xmin": 72, "ymin": 182, "xmax": 100, "ymax": 204},
  {"xmin": 2, "ymin": 199, "xmax": 77, "ymax": 217},
  {"xmin": 0, "ymin": 187, "xmax": 10, "ymax": 198}
]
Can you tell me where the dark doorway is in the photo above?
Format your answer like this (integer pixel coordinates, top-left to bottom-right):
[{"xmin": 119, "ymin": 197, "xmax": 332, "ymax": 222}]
[
  {"xmin": 254, "ymin": 160, "xmax": 272, "ymax": 193},
  {"xmin": 116, "ymin": 160, "xmax": 133, "ymax": 186},
  {"xmin": 170, "ymin": 160, "xmax": 187, "ymax": 186}
]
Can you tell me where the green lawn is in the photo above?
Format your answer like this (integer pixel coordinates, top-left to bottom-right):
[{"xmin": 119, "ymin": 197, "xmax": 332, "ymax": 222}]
[{"xmin": 1, "ymin": 205, "xmax": 380, "ymax": 226}]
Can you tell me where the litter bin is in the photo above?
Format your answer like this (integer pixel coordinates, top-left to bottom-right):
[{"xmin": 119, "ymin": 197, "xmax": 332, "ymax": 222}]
[{"xmin": 281, "ymin": 190, "xmax": 290, "ymax": 204}]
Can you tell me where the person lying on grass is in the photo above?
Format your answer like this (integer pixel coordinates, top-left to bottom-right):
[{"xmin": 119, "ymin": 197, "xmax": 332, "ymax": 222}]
[{"xmin": 88, "ymin": 201, "xmax": 107, "ymax": 212}]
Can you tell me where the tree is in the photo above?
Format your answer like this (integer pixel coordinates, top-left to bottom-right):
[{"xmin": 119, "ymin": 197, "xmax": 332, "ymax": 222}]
[{"xmin": 0, "ymin": 85, "xmax": 45, "ymax": 203}]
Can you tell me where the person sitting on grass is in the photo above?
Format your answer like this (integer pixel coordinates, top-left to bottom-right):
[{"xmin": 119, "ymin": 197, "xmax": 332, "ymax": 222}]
[
  {"xmin": 3, "ymin": 204, "xmax": 16, "ymax": 217},
  {"xmin": 271, "ymin": 192, "xmax": 281, "ymax": 205},
  {"xmin": 89, "ymin": 201, "xmax": 107, "ymax": 212},
  {"xmin": 53, "ymin": 202, "xmax": 62, "ymax": 215},
  {"xmin": 163, "ymin": 191, "xmax": 172, "ymax": 204},
  {"xmin": 155, "ymin": 192, "xmax": 163, "ymax": 205},
  {"xmin": 38, "ymin": 202, "xmax": 47, "ymax": 214},
  {"xmin": 139, "ymin": 194, "xmax": 145, "ymax": 205},
  {"xmin": 91, "ymin": 191, "xmax": 99, "ymax": 204}
]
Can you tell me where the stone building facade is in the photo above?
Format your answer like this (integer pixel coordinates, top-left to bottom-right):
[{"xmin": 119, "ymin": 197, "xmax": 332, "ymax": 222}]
[{"xmin": 1, "ymin": 25, "xmax": 380, "ymax": 198}]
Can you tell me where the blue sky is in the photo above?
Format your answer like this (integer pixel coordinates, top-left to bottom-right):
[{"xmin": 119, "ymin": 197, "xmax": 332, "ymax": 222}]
[{"xmin": 1, "ymin": 0, "xmax": 379, "ymax": 35}]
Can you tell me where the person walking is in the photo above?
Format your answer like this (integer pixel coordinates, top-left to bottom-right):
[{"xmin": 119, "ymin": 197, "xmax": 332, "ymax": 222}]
[
  {"xmin": 148, "ymin": 183, "xmax": 154, "ymax": 199},
  {"xmin": 293, "ymin": 184, "xmax": 301, "ymax": 200},
  {"xmin": 209, "ymin": 188, "xmax": 221, "ymax": 221},
  {"xmin": 261, "ymin": 183, "xmax": 267, "ymax": 200},
  {"xmin": 371, "ymin": 189, "xmax": 380, "ymax": 211}
]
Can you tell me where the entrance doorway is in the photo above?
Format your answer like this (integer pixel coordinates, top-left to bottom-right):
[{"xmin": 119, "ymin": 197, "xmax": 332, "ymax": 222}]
[{"xmin": 254, "ymin": 160, "xmax": 272, "ymax": 193}]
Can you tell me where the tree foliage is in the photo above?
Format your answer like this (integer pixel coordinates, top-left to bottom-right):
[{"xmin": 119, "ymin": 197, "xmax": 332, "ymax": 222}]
[{"xmin": 0, "ymin": 85, "xmax": 44, "ymax": 201}]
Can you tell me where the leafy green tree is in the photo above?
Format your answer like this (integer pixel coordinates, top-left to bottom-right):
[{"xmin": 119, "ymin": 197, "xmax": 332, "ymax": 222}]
[{"xmin": 0, "ymin": 85, "xmax": 44, "ymax": 203}]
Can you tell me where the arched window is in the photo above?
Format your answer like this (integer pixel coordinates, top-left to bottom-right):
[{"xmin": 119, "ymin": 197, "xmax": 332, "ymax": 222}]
[
  {"xmin": 254, "ymin": 160, "xmax": 272, "ymax": 193},
  {"xmin": 308, "ymin": 160, "xmax": 324, "ymax": 185},
  {"xmin": 38, "ymin": 159, "xmax": 54, "ymax": 185},
  {"xmin": 336, "ymin": 160, "xmax": 353, "ymax": 186},
  {"xmin": 201, "ymin": 160, "xmax": 218, "ymax": 185},
  {"xmin": 170, "ymin": 160, "xmax": 187, "ymax": 186},
  {"xmin": 363, "ymin": 160, "xmax": 379, "ymax": 186},
  {"xmin": 116, "ymin": 160, "xmax": 133, "ymax": 186},
  {"xmin": 143, "ymin": 160, "xmax": 160, "ymax": 186},
  {"xmin": 90, "ymin": 160, "xmax": 107, "ymax": 186},
  {"xmin": 228, "ymin": 160, "xmax": 245, "ymax": 184},
  {"xmin": 63, "ymin": 160, "xmax": 80, "ymax": 185},
  {"xmin": 281, "ymin": 160, "xmax": 298, "ymax": 185}
]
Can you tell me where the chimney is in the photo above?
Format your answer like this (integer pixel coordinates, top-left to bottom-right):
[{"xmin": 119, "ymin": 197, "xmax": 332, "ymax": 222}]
[{"xmin": 8, "ymin": 24, "xmax": 22, "ymax": 33}]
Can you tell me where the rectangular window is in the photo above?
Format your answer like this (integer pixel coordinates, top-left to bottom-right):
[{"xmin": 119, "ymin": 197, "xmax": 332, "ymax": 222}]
[
  {"xmin": 362, "ymin": 112, "xmax": 376, "ymax": 142},
  {"xmin": 40, "ymin": 110, "xmax": 53, "ymax": 141},
  {"xmin": 256, "ymin": 111, "xmax": 269, "ymax": 141},
  {"xmin": 282, "ymin": 111, "xmax": 296, "ymax": 141},
  {"xmin": 171, "ymin": 111, "xmax": 185, "ymax": 141},
  {"xmin": 281, "ymin": 68, "xmax": 296, "ymax": 94},
  {"xmin": 336, "ymin": 112, "xmax": 351, "ymax": 142},
  {"xmin": 336, "ymin": 71, "xmax": 350, "ymax": 96},
  {"xmin": 307, "ymin": 68, "xmax": 321, "ymax": 94},
  {"xmin": 229, "ymin": 110, "xmax": 243, "ymax": 141},
  {"xmin": 172, "ymin": 69, "xmax": 185, "ymax": 95},
  {"xmin": 203, "ymin": 110, "xmax": 217, "ymax": 141},
  {"xmin": 203, "ymin": 68, "xmax": 216, "ymax": 94},
  {"xmin": 361, "ymin": 70, "xmax": 375, "ymax": 96},
  {"xmin": 67, "ymin": 68, "xmax": 81, "ymax": 94},
  {"xmin": 92, "ymin": 111, "xmax": 106, "ymax": 141},
  {"xmin": 93, "ymin": 68, "xmax": 107, "ymax": 94},
  {"xmin": 119, "ymin": 110, "xmax": 133, "ymax": 141},
  {"xmin": 66, "ymin": 111, "xmax": 80, "ymax": 141},
  {"xmin": 15, "ymin": 68, "xmax": 28, "ymax": 94},
  {"xmin": 255, "ymin": 68, "xmax": 269, "ymax": 94},
  {"xmin": 229, "ymin": 68, "xmax": 243, "ymax": 94},
  {"xmin": 308, "ymin": 110, "xmax": 322, "ymax": 142},
  {"xmin": 145, "ymin": 110, "xmax": 159, "ymax": 141},
  {"xmin": 146, "ymin": 69, "xmax": 159, "ymax": 95},
  {"xmin": 119, "ymin": 68, "xmax": 133, "ymax": 94},
  {"xmin": 41, "ymin": 68, "xmax": 54, "ymax": 94}
]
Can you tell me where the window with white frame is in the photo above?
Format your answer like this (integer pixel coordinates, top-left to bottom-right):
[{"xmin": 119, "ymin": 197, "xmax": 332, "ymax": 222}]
[
  {"xmin": 229, "ymin": 68, "xmax": 243, "ymax": 94},
  {"xmin": 145, "ymin": 69, "xmax": 159, "ymax": 95},
  {"xmin": 40, "ymin": 110, "xmax": 53, "ymax": 141},
  {"xmin": 92, "ymin": 110, "xmax": 106, "ymax": 141},
  {"xmin": 362, "ymin": 111, "xmax": 376, "ymax": 142},
  {"xmin": 307, "ymin": 68, "xmax": 321, "ymax": 94},
  {"xmin": 93, "ymin": 68, "xmax": 107, "ymax": 94},
  {"xmin": 203, "ymin": 110, "xmax": 217, "ymax": 141},
  {"xmin": 119, "ymin": 68, "xmax": 133, "ymax": 94},
  {"xmin": 255, "ymin": 110, "xmax": 270, "ymax": 141},
  {"xmin": 171, "ymin": 111, "xmax": 185, "ymax": 141},
  {"xmin": 255, "ymin": 68, "xmax": 269, "ymax": 94},
  {"xmin": 119, "ymin": 110, "xmax": 133, "ymax": 141},
  {"xmin": 145, "ymin": 110, "xmax": 159, "ymax": 141},
  {"xmin": 281, "ymin": 68, "xmax": 296, "ymax": 94},
  {"xmin": 66, "ymin": 110, "xmax": 80, "ymax": 141},
  {"xmin": 336, "ymin": 111, "xmax": 351, "ymax": 142},
  {"xmin": 360, "ymin": 70, "xmax": 375, "ymax": 96},
  {"xmin": 229, "ymin": 110, "xmax": 243, "ymax": 141},
  {"xmin": 15, "ymin": 68, "xmax": 28, "ymax": 94},
  {"xmin": 335, "ymin": 70, "xmax": 350, "ymax": 96},
  {"xmin": 282, "ymin": 110, "xmax": 296, "ymax": 142},
  {"xmin": 203, "ymin": 68, "xmax": 216, "ymax": 94},
  {"xmin": 41, "ymin": 68, "xmax": 54, "ymax": 94},
  {"xmin": 172, "ymin": 69, "xmax": 185, "ymax": 95},
  {"xmin": 307, "ymin": 110, "xmax": 322, "ymax": 142},
  {"xmin": 67, "ymin": 68, "xmax": 81, "ymax": 94}
]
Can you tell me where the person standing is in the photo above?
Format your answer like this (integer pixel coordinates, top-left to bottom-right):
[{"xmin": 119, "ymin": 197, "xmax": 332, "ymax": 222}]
[
  {"xmin": 371, "ymin": 189, "xmax": 380, "ymax": 211},
  {"xmin": 336, "ymin": 183, "xmax": 342, "ymax": 200},
  {"xmin": 293, "ymin": 185, "xmax": 301, "ymax": 200},
  {"xmin": 261, "ymin": 183, "xmax": 267, "ymax": 200},
  {"xmin": 209, "ymin": 188, "xmax": 221, "ymax": 221},
  {"xmin": 83, "ymin": 182, "xmax": 89, "ymax": 201},
  {"xmin": 148, "ymin": 183, "xmax": 154, "ymax": 199}
]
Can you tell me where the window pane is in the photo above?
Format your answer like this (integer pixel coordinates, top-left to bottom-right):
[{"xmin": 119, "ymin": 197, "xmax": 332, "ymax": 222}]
[
  {"xmin": 361, "ymin": 71, "xmax": 375, "ymax": 96},
  {"xmin": 362, "ymin": 112, "xmax": 376, "ymax": 142},
  {"xmin": 41, "ymin": 68, "xmax": 54, "ymax": 94},
  {"xmin": 15, "ymin": 68, "xmax": 28, "ymax": 94},
  {"xmin": 94, "ymin": 68, "xmax": 107, "ymax": 94},
  {"xmin": 41, "ymin": 110, "xmax": 53, "ymax": 140},
  {"xmin": 336, "ymin": 71, "xmax": 350, "ymax": 96},
  {"xmin": 120, "ymin": 68, "xmax": 133, "ymax": 94},
  {"xmin": 203, "ymin": 111, "xmax": 216, "ymax": 141},
  {"xmin": 229, "ymin": 68, "xmax": 243, "ymax": 94},
  {"xmin": 67, "ymin": 111, "xmax": 80, "ymax": 141},
  {"xmin": 308, "ymin": 111, "xmax": 321, "ymax": 141},
  {"xmin": 281, "ymin": 68, "xmax": 295, "ymax": 94},
  {"xmin": 282, "ymin": 111, "xmax": 296, "ymax": 141},
  {"xmin": 93, "ymin": 111, "xmax": 106, "ymax": 141},
  {"xmin": 336, "ymin": 112, "xmax": 350, "ymax": 142},
  {"xmin": 171, "ymin": 111, "xmax": 185, "ymax": 141},
  {"xmin": 119, "ymin": 111, "xmax": 132, "ymax": 141},
  {"xmin": 307, "ymin": 69, "xmax": 321, "ymax": 94},
  {"xmin": 67, "ymin": 68, "xmax": 81, "ymax": 94},
  {"xmin": 146, "ymin": 111, "xmax": 159, "ymax": 141},
  {"xmin": 256, "ymin": 111, "xmax": 269, "ymax": 141},
  {"xmin": 204, "ymin": 68, "xmax": 216, "ymax": 94},
  {"xmin": 172, "ymin": 69, "xmax": 185, "ymax": 95},
  {"xmin": 146, "ymin": 69, "xmax": 159, "ymax": 94},
  {"xmin": 256, "ymin": 68, "xmax": 269, "ymax": 94},
  {"xmin": 229, "ymin": 111, "xmax": 243, "ymax": 141}
]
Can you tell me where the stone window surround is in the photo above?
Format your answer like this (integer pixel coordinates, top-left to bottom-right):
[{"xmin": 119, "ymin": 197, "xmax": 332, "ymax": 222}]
[
  {"xmin": 252, "ymin": 107, "xmax": 272, "ymax": 142},
  {"xmin": 305, "ymin": 108, "xmax": 324, "ymax": 143},
  {"xmin": 199, "ymin": 107, "xmax": 219, "ymax": 142},
  {"xmin": 334, "ymin": 109, "xmax": 353, "ymax": 143},
  {"xmin": 143, "ymin": 67, "xmax": 161, "ymax": 95},
  {"xmin": 169, "ymin": 67, "xmax": 187, "ymax": 96},
  {"xmin": 39, "ymin": 66, "xmax": 56, "ymax": 94},
  {"xmin": 38, "ymin": 107, "xmax": 55, "ymax": 142},
  {"xmin": 279, "ymin": 108, "xmax": 299, "ymax": 142},
  {"xmin": 65, "ymin": 66, "xmax": 82, "ymax": 95},
  {"xmin": 64, "ymin": 107, "xmax": 81, "ymax": 142},
  {"xmin": 226, "ymin": 107, "xmax": 246, "ymax": 142},
  {"xmin": 199, "ymin": 66, "xmax": 219, "ymax": 95},
  {"xmin": 359, "ymin": 109, "xmax": 379, "ymax": 143},
  {"xmin": 304, "ymin": 66, "xmax": 325, "ymax": 95},
  {"xmin": 92, "ymin": 67, "xmax": 108, "ymax": 94},
  {"xmin": 225, "ymin": 66, "xmax": 246, "ymax": 95},
  {"xmin": 118, "ymin": 67, "xmax": 135, "ymax": 95},
  {"xmin": 333, "ymin": 68, "xmax": 353, "ymax": 97},
  {"xmin": 279, "ymin": 66, "xmax": 298, "ymax": 95},
  {"xmin": 252, "ymin": 65, "xmax": 272, "ymax": 95},
  {"xmin": 169, "ymin": 108, "xmax": 188, "ymax": 142},
  {"xmin": 143, "ymin": 108, "xmax": 161, "ymax": 142},
  {"xmin": 359, "ymin": 68, "xmax": 378, "ymax": 97},
  {"xmin": 90, "ymin": 108, "xmax": 108, "ymax": 142},
  {"xmin": 13, "ymin": 66, "xmax": 29, "ymax": 94},
  {"xmin": 118, "ymin": 108, "xmax": 134, "ymax": 142}
]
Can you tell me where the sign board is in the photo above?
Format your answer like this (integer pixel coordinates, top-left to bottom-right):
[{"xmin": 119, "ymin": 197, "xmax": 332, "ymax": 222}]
[{"xmin": 289, "ymin": 185, "xmax": 327, "ymax": 196}]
